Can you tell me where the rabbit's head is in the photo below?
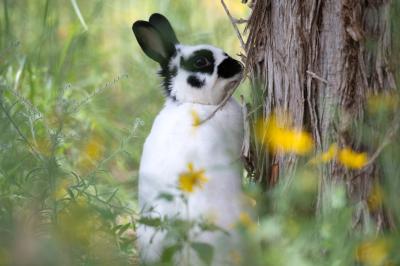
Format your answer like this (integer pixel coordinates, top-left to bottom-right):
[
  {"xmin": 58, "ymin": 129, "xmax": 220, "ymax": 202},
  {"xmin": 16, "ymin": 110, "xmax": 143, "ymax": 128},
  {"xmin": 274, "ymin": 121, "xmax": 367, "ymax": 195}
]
[{"xmin": 132, "ymin": 13, "xmax": 243, "ymax": 105}]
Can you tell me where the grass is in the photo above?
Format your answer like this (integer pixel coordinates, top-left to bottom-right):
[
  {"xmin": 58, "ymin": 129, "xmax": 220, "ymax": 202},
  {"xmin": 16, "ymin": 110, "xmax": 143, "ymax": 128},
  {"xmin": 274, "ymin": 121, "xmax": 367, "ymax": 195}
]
[{"xmin": 0, "ymin": 0, "xmax": 250, "ymax": 264}]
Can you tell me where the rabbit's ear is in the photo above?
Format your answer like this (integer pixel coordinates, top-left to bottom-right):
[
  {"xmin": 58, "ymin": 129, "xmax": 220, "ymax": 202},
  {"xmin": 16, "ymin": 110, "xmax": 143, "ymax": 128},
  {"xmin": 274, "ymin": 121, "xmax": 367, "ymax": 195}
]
[
  {"xmin": 149, "ymin": 13, "xmax": 179, "ymax": 45},
  {"xmin": 132, "ymin": 21, "xmax": 176, "ymax": 64}
]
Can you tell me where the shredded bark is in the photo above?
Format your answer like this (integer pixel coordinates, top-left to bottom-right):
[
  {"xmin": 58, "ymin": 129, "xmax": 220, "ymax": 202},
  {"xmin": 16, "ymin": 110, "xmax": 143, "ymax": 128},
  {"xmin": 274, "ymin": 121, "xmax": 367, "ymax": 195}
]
[{"xmin": 245, "ymin": 0, "xmax": 396, "ymax": 229}]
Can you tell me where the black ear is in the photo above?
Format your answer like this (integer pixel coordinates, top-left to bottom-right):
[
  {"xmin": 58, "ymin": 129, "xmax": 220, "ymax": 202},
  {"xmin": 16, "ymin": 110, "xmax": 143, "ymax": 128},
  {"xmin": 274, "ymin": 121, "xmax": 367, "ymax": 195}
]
[
  {"xmin": 149, "ymin": 13, "xmax": 179, "ymax": 45},
  {"xmin": 132, "ymin": 20, "xmax": 176, "ymax": 64}
]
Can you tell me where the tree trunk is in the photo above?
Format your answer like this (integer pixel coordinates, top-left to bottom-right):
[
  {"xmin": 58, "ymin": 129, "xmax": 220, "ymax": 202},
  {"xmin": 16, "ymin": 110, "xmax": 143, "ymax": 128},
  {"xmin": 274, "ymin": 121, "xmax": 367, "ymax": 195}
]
[{"xmin": 245, "ymin": 0, "xmax": 396, "ymax": 228}]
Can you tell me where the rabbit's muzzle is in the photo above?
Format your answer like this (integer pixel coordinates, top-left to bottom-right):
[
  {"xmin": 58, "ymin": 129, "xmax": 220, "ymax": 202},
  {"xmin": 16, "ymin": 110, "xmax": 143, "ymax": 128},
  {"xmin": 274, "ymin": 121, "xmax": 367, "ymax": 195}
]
[{"xmin": 217, "ymin": 57, "xmax": 243, "ymax": 79}]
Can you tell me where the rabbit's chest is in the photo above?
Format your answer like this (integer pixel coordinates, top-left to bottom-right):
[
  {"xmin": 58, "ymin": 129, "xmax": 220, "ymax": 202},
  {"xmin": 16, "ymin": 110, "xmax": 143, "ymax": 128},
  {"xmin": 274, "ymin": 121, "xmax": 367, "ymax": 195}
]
[
  {"xmin": 140, "ymin": 107, "xmax": 232, "ymax": 183},
  {"xmin": 138, "ymin": 100, "xmax": 243, "ymax": 218}
]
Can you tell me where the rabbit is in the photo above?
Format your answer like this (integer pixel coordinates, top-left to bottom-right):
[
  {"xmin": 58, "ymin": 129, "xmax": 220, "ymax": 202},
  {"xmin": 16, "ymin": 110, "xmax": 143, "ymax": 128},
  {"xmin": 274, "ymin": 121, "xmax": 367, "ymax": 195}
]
[{"xmin": 132, "ymin": 13, "xmax": 244, "ymax": 265}]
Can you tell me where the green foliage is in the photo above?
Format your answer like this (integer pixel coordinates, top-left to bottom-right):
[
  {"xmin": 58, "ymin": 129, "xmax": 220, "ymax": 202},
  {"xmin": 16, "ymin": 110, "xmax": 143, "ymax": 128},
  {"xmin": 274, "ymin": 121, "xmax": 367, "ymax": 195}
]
[{"xmin": 0, "ymin": 0, "xmax": 248, "ymax": 265}]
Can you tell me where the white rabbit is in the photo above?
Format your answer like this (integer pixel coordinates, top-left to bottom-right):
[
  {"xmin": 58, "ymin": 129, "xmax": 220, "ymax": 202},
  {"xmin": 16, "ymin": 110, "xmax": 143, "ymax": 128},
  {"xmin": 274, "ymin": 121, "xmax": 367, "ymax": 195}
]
[{"xmin": 132, "ymin": 14, "xmax": 244, "ymax": 265}]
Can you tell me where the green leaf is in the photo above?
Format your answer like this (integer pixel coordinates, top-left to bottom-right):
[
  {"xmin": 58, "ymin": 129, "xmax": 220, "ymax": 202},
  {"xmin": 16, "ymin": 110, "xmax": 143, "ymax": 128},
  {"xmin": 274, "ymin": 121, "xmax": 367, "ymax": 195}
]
[
  {"xmin": 157, "ymin": 192, "xmax": 175, "ymax": 202},
  {"xmin": 161, "ymin": 244, "xmax": 182, "ymax": 263},
  {"xmin": 117, "ymin": 223, "xmax": 131, "ymax": 236},
  {"xmin": 191, "ymin": 242, "xmax": 214, "ymax": 266},
  {"xmin": 138, "ymin": 216, "xmax": 162, "ymax": 227}
]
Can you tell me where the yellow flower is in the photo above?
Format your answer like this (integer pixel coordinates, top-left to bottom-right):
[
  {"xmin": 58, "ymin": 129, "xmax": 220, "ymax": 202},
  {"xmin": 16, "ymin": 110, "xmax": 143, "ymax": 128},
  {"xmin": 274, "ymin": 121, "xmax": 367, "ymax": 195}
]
[
  {"xmin": 311, "ymin": 144, "xmax": 369, "ymax": 170},
  {"xmin": 57, "ymin": 199, "xmax": 99, "ymax": 247},
  {"xmin": 321, "ymin": 144, "xmax": 338, "ymax": 162},
  {"xmin": 53, "ymin": 179, "xmax": 71, "ymax": 200},
  {"xmin": 84, "ymin": 137, "xmax": 104, "ymax": 161},
  {"xmin": 242, "ymin": 194, "xmax": 257, "ymax": 207},
  {"xmin": 255, "ymin": 115, "xmax": 313, "ymax": 155},
  {"xmin": 356, "ymin": 238, "xmax": 390, "ymax": 266},
  {"xmin": 310, "ymin": 143, "xmax": 338, "ymax": 164},
  {"xmin": 367, "ymin": 184, "xmax": 383, "ymax": 211},
  {"xmin": 190, "ymin": 109, "xmax": 201, "ymax": 127},
  {"xmin": 367, "ymin": 93, "xmax": 399, "ymax": 113},
  {"xmin": 338, "ymin": 148, "xmax": 368, "ymax": 169},
  {"xmin": 178, "ymin": 163, "xmax": 208, "ymax": 193},
  {"xmin": 238, "ymin": 212, "xmax": 256, "ymax": 230},
  {"xmin": 78, "ymin": 136, "xmax": 104, "ymax": 171}
]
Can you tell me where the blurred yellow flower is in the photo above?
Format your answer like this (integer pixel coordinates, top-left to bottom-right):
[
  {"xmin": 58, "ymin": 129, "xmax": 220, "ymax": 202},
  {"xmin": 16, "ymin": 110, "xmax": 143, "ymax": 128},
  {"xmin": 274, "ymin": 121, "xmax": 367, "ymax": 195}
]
[
  {"xmin": 338, "ymin": 148, "xmax": 368, "ymax": 169},
  {"xmin": 178, "ymin": 163, "xmax": 208, "ymax": 193},
  {"xmin": 53, "ymin": 179, "xmax": 71, "ymax": 200},
  {"xmin": 367, "ymin": 93, "xmax": 399, "ymax": 113},
  {"xmin": 57, "ymin": 200, "xmax": 100, "ymax": 247},
  {"xmin": 242, "ymin": 194, "xmax": 257, "ymax": 207},
  {"xmin": 79, "ymin": 136, "xmax": 104, "ymax": 171},
  {"xmin": 356, "ymin": 238, "xmax": 390, "ymax": 266},
  {"xmin": 367, "ymin": 184, "xmax": 384, "ymax": 211},
  {"xmin": 256, "ymin": 115, "xmax": 313, "ymax": 155},
  {"xmin": 321, "ymin": 143, "xmax": 338, "ymax": 162},
  {"xmin": 190, "ymin": 109, "xmax": 201, "ymax": 127},
  {"xmin": 84, "ymin": 137, "xmax": 104, "ymax": 161},
  {"xmin": 310, "ymin": 143, "xmax": 338, "ymax": 164},
  {"xmin": 238, "ymin": 212, "xmax": 256, "ymax": 230}
]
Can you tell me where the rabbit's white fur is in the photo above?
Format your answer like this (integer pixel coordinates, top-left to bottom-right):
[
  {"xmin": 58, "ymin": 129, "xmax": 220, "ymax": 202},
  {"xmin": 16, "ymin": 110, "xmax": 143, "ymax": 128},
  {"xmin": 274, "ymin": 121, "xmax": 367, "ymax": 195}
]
[
  {"xmin": 138, "ymin": 97, "xmax": 243, "ymax": 264},
  {"xmin": 133, "ymin": 13, "xmax": 244, "ymax": 265},
  {"xmin": 170, "ymin": 44, "xmax": 234, "ymax": 105}
]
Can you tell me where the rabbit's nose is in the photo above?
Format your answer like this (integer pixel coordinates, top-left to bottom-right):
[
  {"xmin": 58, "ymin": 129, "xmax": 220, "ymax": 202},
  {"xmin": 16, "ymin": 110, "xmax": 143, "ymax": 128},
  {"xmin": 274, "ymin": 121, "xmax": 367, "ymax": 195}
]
[{"xmin": 217, "ymin": 57, "xmax": 243, "ymax": 79}]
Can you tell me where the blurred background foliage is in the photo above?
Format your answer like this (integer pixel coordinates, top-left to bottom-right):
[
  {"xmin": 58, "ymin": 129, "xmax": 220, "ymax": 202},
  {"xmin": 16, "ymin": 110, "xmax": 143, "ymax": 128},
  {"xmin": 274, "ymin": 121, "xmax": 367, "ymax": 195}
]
[
  {"xmin": 0, "ymin": 0, "xmax": 249, "ymax": 265},
  {"xmin": 1, "ymin": 0, "xmax": 400, "ymax": 266}
]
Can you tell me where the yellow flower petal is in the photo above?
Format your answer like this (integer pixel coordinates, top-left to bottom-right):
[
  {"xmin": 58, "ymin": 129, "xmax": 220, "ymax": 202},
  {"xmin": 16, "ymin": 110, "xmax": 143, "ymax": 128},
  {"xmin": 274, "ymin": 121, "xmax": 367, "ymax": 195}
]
[
  {"xmin": 255, "ymin": 115, "xmax": 314, "ymax": 155},
  {"xmin": 321, "ymin": 144, "xmax": 338, "ymax": 162},
  {"xmin": 53, "ymin": 179, "xmax": 71, "ymax": 200},
  {"xmin": 178, "ymin": 163, "xmax": 208, "ymax": 193},
  {"xmin": 190, "ymin": 109, "xmax": 201, "ymax": 127},
  {"xmin": 338, "ymin": 148, "xmax": 368, "ymax": 169},
  {"xmin": 310, "ymin": 143, "xmax": 338, "ymax": 165},
  {"xmin": 367, "ymin": 93, "xmax": 399, "ymax": 113},
  {"xmin": 238, "ymin": 212, "xmax": 256, "ymax": 230},
  {"xmin": 84, "ymin": 137, "xmax": 104, "ymax": 161},
  {"xmin": 356, "ymin": 238, "xmax": 390, "ymax": 266}
]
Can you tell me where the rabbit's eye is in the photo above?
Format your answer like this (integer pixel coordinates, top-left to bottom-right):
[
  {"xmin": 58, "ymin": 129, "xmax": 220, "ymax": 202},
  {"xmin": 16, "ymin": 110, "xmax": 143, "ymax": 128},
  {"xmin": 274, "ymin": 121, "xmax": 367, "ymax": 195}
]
[{"xmin": 194, "ymin": 57, "xmax": 210, "ymax": 68}]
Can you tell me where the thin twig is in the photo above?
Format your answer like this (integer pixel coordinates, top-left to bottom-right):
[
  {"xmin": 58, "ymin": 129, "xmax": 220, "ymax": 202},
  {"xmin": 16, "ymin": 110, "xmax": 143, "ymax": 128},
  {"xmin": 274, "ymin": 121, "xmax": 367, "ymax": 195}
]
[
  {"xmin": 198, "ymin": 78, "xmax": 242, "ymax": 125},
  {"xmin": 234, "ymin": 18, "xmax": 249, "ymax": 24},
  {"xmin": 221, "ymin": 0, "xmax": 246, "ymax": 50},
  {"xmin": 199, "ymin": 0, "xmax": 247, "ymax": 124},
  {"xmin": 364, "ymin": 115, "xmax": 400, "ymax": 167},
  {"xmin": 306, "ymin": 70, "xmax": 329, "ymax": 84},
  {"xmin": 0, "ymin": 100, "xmax": 42, "ymax": 160}
]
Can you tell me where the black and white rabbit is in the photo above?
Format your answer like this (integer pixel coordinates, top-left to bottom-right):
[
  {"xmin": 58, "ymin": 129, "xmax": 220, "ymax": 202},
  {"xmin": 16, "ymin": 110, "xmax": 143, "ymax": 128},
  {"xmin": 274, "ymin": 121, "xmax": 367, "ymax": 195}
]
[{"xmin": 132, "ymin": 14, "xmax": 244, "ymax": 265}]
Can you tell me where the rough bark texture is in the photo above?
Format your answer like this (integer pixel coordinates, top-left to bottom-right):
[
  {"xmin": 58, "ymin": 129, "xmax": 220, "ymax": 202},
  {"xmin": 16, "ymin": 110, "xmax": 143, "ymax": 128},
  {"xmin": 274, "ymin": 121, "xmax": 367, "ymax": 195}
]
[{"xmin": 245, "ymin": 0, "xmax": 396, "ymax": 228}]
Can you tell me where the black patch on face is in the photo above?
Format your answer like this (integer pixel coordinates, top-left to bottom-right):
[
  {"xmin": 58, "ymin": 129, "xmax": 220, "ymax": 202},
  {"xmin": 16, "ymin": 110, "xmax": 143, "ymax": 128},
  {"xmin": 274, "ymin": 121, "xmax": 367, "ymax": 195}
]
[
  {"xmin": 158, "ymin": 57, "xmax": 178, "ymax": 100},
  {"xmin": 217, "ymin": 57, "xmax": 243, "ymax": 78},
  {"xmin": 187, "ymin": 75, "xmax": 205, "ymax": 88},
  {"xmin": 180, "ymin": 49, "xmax": 215, "ymax": 74}
]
